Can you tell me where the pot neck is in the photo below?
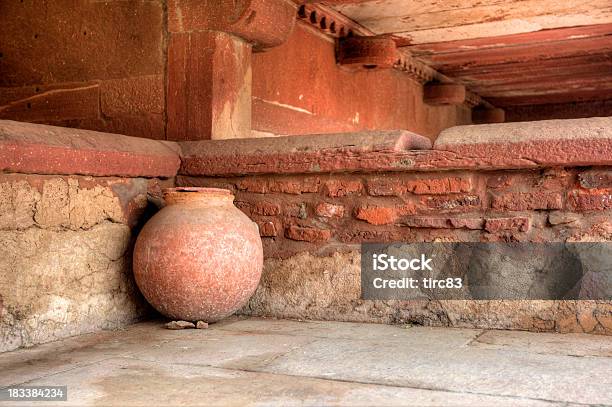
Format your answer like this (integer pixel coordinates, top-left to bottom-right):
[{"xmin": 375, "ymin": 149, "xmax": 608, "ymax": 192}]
[{"xmin": 163, "ymin": 187, "xmax": 234, "ymax": 207}]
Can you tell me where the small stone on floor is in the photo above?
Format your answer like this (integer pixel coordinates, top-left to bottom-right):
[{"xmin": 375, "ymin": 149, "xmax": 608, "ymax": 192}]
[
  {"xmin": 196, "ymin": 321, "xmax": 209, "ymax": 329},
  {"xmin": 166, "ymin": 320, "xmax": 195, "ymax": 330}
]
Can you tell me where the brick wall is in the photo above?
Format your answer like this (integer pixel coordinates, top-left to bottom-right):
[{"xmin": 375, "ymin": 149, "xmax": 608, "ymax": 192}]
[
  {"xmin": 179, "ymin": 168, "xmax": 612, "ymax": 256},
  {"xmin": 173, "ymin": 114, "xmax": 612, "ymax": 335},
  {"xmin": 176, "ymin": 168, "xmax": 611, "ymax": 334}
]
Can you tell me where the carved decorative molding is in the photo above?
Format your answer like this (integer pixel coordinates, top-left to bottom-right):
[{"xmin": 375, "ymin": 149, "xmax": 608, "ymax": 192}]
[
  {"xmin": 297, "ymin": 4, "xmax": 367, "ymax": 39},
  {"xmin": 296, "ymin": 3, "xmax": 496, "ymax": 108}
]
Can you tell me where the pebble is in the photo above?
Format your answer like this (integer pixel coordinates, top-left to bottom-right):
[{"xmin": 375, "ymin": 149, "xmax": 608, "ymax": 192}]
[
  {"xmin": 196, "ymin": 321, "xmax": 209, "ymax": 329},
  {"xmin": 165, "ymin": 320, "xmax": 195, "ymax": 330}
]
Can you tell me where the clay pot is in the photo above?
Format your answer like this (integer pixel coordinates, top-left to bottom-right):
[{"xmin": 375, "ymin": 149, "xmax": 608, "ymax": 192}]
[{"xmin": 133, "ymin": 187, "xmax": 263, "ymax": 322}]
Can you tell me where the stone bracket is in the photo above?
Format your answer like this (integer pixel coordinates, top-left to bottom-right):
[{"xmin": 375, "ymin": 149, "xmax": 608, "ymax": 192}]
[{"xmin": 167, "ymin": 0, "xmax": 297, "ymax": 50}]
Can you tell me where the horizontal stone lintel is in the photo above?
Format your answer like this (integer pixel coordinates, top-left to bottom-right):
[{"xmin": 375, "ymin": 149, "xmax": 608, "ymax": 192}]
[
  {"xmin": 0, "ymin": 120, "xmax": 181, "ymax": 178},
  {"xmin": 2, "ymin": 117, "xmax": 612, "ymax": 178},
  {"xmin": 181, "ymin": 117, "xmax": 612, "ymax": 177}
]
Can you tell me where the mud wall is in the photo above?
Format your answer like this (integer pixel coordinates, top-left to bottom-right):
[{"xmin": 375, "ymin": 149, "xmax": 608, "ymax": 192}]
[{"xmin": 0, "ymin": 121, "xmax": 179, "ymax": 352}]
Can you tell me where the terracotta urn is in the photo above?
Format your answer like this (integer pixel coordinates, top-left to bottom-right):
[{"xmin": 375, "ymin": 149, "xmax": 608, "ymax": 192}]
[{"xmin": 133, "ymin": 187, "xmax": 263, "ymax": 322}]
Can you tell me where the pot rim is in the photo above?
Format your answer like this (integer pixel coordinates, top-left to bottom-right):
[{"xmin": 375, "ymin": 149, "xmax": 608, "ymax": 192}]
[{"xmin": 163, "ymin": 187, "xmax": 232, "ymax": 195}]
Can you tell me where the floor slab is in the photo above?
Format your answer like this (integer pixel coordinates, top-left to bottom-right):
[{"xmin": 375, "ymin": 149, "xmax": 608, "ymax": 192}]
[{"xmin": 0, "ymin": 317, "xmax": 610, "ymax": 406}]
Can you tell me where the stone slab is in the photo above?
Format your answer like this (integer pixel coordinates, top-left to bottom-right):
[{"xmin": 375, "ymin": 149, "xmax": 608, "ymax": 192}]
[
  {"xmin": 215, "ymin": 317, "xmax": 482, "ymax": 347},
  {"xmin": 180, "ymin": 117, "xmax": 612, "ymax": 176},
  {"xmin": 435, "ymin": 117, "xmax": 612, "ymax": 168},
  {"xmin": 0, "ymin": 120, "xmax": 180, "ymax": 177},
  {"xmin": 257, "ymin": 335, "xmax": 612, "ymax": 405},
  {"xmin": 2, "ymin": 318, "xmax": 609, "ymax": 406},
  {"xmin": 470, "ymin": 330, "xmax": 612, "ymax": 357},
  {"xmin": 0, "ymin": 321, "xmax": 179, "ymax": 387},
  {"xmin": 179, "ymin": 129, "xmax": 433, "ymax": 176},
  {"xmin": 12, "ymin": 357, "xmax": 555, "ymax": 407}
]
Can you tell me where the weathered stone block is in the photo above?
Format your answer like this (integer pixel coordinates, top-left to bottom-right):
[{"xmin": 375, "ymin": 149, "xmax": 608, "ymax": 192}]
[
  {"xmin": 285, "ymin": 225, "xmax": 331, "ymax": 243},
  {"xmin": 491, "ymin": 192, "xmax": 563, "ymax": 211},
  {"xmin": 315, "ymin": 202, "xmax": 345, "ymax": 218},
  {"xmin": 435, "ymin": 117, "xmax": 612, "ymax": 168},
  {"xmin": 324, "ymin": 179, "xmax": 363, "ymax": 197},
  {"xmin": 568, "ymin": 190, "xmax": 612, "ymax": 211},
  {"xmin": 579, "ymin": 169, "xmax": 612, "ymax": 189},
  {"xmin": 167, "ymin": 31, "xmax": 252, "ymax": 140},
  {"xmin": 485, "ymin": 217, "xmax": 531, "ymax": 233},
  {"xmin": 0, "ymin": 120, "xmax": 180, "ymax": 178},
  {"xmin": 179, "ymin": 130, "xmax": 432, "ymax": 176}
]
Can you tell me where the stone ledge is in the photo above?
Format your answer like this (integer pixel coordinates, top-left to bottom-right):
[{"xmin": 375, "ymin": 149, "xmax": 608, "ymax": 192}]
[
  {"xmin": 0, "ymin": 120, "xmax": 180, "ymax": 178},
  {"xmin": 435, "ymin": 117, "xmax": 612, "ymax": 168},
  {"xmin": 180, "ymin": 117, "xmax": 612, "ymax": 177},
  {"xmin": 180, "ymin": 130, "xmax": 433, "ymax": 176}
]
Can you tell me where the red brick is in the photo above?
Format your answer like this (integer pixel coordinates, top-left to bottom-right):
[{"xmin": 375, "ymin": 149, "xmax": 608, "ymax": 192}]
[
  {"xmin": 548, "ymin": 211, "xmax": 581, "ymax": 226},
  {"xmin": 366, "ymin": 178, "xmax": 404, "ymax": 196},
  {"xmin": 407, "ymin": 177, "xmax": 472, "ymax": 195},
  {"xmin": 485, "ymin": 217, "xmax": 531, "ymax": 233},
  {"xmin": 487, "ymin": 174, "xmax": 513, "ymax": 189},
  {"xmin": 285, "ymin": 225, "xmax": 331, "ymax": 242},
  {"xmin": 538, "ymin": 168, "xmax": 573, "ymax": 190},
  {"xmin": 253, "ymin": 201, "xmax": 281, "ymax": 216},
  {"xmin": 366, "ymin": 176, "xmax": 473, "ymax": 196},
  {"xmin": 315, "ymin": 202, "xmax": 345, "ymax": 218},
  {"xmin": 257, "ymin": 221, "xmax": 278, "ymax": 237},
  {"xmin": 402, "ymin": 217, "xmax": 484, "ymax": 230},
  {"xmin": 284, "ymin": 203, "xmax": 308, "ymax": 219},
  {"xmin": 578, "ymin": 170, "xmax": 612, "ymax": 189},
  {"xmin": 421, "ymin": 195, "xmax": 481, "ymax": 212},
  {"xmin": 490, "ymin": 192, "xmax": 563, "ymax": 211},
  {"xmin": 269, "ymin": 177, "xmax": 320, "ymax": 194},
  {"xmin": 324, "ymin": 179, "xmax": 363, "ymax": 197},
  {"xmin": 568, "ymin": 190, "xmax": 612, "ymax": 211},
  {"xmin": 236, "ymin": 178, "xmax": 268, "ymax": 193},
  {"xmin": 354, "ymin": 205, "xmax": 399, "ymax": 225}
]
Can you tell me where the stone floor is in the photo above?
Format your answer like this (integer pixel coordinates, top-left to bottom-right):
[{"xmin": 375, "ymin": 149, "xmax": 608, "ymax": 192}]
[{"xmin": 1, "ymin": 317, "xmax": 611, "ymax": 406}]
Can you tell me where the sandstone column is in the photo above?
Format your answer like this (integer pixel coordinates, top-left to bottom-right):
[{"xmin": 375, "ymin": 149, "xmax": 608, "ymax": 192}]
[{"xmin": 166, "ymin": 0, "xmax": 296, "ymax": 140}]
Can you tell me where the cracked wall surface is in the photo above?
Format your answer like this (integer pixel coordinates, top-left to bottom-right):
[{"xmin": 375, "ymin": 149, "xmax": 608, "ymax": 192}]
[
  {"xmin": 0, "ymin": 174, "xmax": 154, "ymax": 353},
  {"xmin": 243, "ymin": 250, "xmax": 612, "ymax": 335}
]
